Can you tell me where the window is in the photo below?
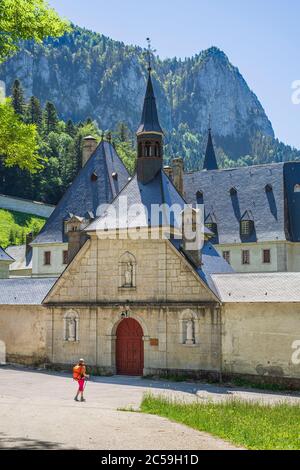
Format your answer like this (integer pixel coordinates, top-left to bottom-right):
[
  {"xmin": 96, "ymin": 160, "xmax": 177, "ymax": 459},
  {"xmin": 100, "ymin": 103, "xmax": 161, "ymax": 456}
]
[
  {"xmin": 196, "ymin": 191, "xmax": 203, "ymax": 204},
  {"xmin": 263, "ymin": 249, "xmax": 271, "ymax": 264},
  {"xmin": 223, "ymin": 251, "xmax": 231, "ymax": 264},
  {"xmin": 230, "ymin": 187, "xmax": 237, "ymax": 196},
  {"xmin": 63, "ymin": 250, "xmax": 68, "ymax": 265},
  {"xmin": 91, "ymin": 172, "xmax": 98, "ymax": 182},
  {"xmin": 265, "ymin": 184, "xmax": 273, "ymax": 193},
  {"xmin": 205, "ymin": 222, "xmax": 217, "ymax": 235},
  {"xmin": 44, "ymin": 251, "xmax": 51, "ymax": 266},
  {"xmin": 240, "ymin": 220, "xmax": 253, "ymax": 236},
  {"xmin": 242, "ymin": 250, "xmax": 250, "ymax": 265}
]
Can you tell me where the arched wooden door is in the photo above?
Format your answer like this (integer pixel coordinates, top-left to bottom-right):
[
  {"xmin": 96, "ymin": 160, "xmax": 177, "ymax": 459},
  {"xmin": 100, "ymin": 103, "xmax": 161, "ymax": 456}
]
[{"xmin": 116, "ymin": 318, "xmax": 144, "ymax": 376}]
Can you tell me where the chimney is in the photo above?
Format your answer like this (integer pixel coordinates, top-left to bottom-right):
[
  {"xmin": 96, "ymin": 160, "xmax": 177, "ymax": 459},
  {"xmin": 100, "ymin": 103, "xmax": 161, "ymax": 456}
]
[
  {"xmin": 25, "ymin": 232, "xmax": 33, "ymax": 256},
  {"xmin": 164, "ymin": 166, "xmax": 173, "ymax": 180},
  {"xmin": 182, "ymin": 207, "xmax": 202, "ymax": 268},
  {"xmin": 66, "ymin": 216, "xmax": 88, "ymax": 262},
  {"xmin": 82, "ymin": 136, "xmax": 97, "ymax": 167},
  {"xmin": 172, "ymin": 158, "xmax": 184, "ymax": 195}
]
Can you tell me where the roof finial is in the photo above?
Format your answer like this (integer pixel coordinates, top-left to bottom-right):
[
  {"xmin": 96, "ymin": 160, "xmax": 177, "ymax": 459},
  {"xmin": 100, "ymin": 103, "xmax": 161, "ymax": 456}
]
[
  {"xmin": 208, "ymin": 113, "xmax": 212, "ymax": 131},
  {"xmin": 146, "ymin": 37, "xmax": 156, "ymax": 73}
]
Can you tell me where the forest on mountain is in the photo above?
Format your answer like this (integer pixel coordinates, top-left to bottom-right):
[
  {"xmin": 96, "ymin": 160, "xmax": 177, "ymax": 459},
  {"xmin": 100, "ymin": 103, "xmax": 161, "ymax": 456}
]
[{"xmin": 1, "ymin": 26, "xmax": 300, "ymax": 204}]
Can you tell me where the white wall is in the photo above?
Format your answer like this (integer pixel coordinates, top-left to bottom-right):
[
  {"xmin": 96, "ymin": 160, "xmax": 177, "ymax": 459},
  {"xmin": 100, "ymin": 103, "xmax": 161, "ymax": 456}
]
[
  {"xmin": 0, "ymin": 194, "xmax": 54, "ymax": 218},
  {"xmin": 32, "ymin": 243, "xmax": 68, "ymax": 277},
  {"xmin": 215, "ymin": 242, "xmax": 294, "ymax": 273}
]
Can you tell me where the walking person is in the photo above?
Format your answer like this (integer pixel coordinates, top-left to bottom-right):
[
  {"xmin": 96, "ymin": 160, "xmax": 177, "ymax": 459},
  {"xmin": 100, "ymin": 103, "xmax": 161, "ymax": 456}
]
[{"xmin": 73, "ymin": 358, "xmax": 89, "ymax": 402}]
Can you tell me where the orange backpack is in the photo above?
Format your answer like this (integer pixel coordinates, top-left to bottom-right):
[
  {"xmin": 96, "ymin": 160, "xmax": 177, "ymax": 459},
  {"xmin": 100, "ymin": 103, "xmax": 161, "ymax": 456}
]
[{"xmin": 73, "ymin": 364, "xmax": 84, "ymax": 381}]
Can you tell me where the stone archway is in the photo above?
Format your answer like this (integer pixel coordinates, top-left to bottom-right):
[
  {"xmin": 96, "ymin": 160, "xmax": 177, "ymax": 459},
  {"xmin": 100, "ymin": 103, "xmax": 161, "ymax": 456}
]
[{"xmin": 116, "ymin": 318, "xmax": 144, "ymax": 376}]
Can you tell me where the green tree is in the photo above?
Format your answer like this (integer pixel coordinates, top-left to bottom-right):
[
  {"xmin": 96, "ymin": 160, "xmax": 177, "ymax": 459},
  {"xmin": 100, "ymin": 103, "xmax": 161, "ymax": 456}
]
[
  {"xmin": 12, "ymin": 79, "xmax": 25, "ymax": 116},
  {"xmin": 0, "ymin": 98, "xmax": 43, "ymax": 172},
  {"xmin": 44, "ymin": 101, "xmax": 58, "ymax": 133},
  {"xmin": 0, "ymin": 0, "xmax": 70, "ymax": 62},
  {"xmin": 28, "ymin": 96, "xmax": 42, "ymax": 126}
]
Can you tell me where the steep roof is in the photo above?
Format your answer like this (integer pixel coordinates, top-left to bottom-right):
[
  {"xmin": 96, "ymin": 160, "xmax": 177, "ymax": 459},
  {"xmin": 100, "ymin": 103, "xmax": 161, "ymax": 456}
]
[
  {"xmin": 184, "ymin": 163, "xmax": 289, "ymax": 244},
  {"xmin": 0, "ymin": 278, "xmax": 57, "ymax": 305},
  {"xmin": 203, "ymin": 129, "xmax": 218, "ymax": 170},
  {"xmin": 0, "ymin": 246, "xmax": 14, "ymax": 263},
  {"xmin": 32, "ymin": 141, "xmax": 130, "ymax": 245},
  {"xmin": 212, "ymin": 272, "xmax": 300, "ymax": 303},
  {"xmin": 86, "ymin": 170, "xmax": 186, "ymax": 232},
  {"xmin": 137, "ymin": 73, "xmax": 163, "ymax": 135}
]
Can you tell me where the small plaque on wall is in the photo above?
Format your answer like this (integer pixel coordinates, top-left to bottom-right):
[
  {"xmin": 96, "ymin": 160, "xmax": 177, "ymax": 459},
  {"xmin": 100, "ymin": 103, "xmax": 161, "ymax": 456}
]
[{"xmin": 150, "ymin": 338, "xmax": 159, "ymax": 347}]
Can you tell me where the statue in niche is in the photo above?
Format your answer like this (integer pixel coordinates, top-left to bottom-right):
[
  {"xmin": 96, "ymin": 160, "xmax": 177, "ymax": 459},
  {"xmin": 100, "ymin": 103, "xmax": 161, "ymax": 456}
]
[
  {"xmin": 185, "ymin": 319, "xmax": 195, "ymax": 345},
  {"xmin": 124, "ymin": 262, "xmax": 133, "ymax": 287},
  {"xmin": 66, "ymin": 317, "xmax": 76, "ymax": 342}
]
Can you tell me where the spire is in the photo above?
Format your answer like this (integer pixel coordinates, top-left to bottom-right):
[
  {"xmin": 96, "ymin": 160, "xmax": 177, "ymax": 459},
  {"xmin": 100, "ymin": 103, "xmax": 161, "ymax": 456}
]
[
  {"xmin": 203, "ymin": 125, "xmax": 218, "ymax": 171},
  {"xmin": 137, "ymin": 38, "xmax": 163, "ymax": 136},
  {"xmin": 136, "ymin": 39, "xmax": 164, "ymax": 184},
  {"xmin": 137, "ymin": 72, "xmax": 163, "ymax": 135}
]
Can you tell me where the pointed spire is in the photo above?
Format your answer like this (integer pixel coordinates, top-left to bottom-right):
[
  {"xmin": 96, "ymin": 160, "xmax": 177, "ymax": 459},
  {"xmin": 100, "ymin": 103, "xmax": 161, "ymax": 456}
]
[
  {"xmin": 137, "ymin": 72, "xmax": 163, "ymax": 135},
  {"xmin": 137, "ymin": 39, "xmax": 163, "ymax": 136},
  {"xmin": 203, "ymin": 124, "xmax": 218, "ymax": 171}
]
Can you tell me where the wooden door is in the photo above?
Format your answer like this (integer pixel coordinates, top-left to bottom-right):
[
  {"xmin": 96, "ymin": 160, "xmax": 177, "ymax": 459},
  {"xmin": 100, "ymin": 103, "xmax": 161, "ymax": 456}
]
[{"xmin": 116, "ymin": 318, "xmax": 144, "ymax": 376}]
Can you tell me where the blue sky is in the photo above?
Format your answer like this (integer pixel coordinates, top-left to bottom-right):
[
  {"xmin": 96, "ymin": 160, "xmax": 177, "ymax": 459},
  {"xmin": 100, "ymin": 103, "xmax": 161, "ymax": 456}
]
[{"xmin": 49, "ymin": 0, "xmax": 300, "ymax": 148}]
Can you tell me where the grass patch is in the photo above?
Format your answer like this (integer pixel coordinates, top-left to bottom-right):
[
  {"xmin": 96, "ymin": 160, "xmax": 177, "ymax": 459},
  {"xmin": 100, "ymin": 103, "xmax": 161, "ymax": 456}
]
[
  {"xmin": 0, "ymin": 209, "xmax": 45, "ymax": 248},
  {"xmin": 230, "ymin": 377, "xmax": 296, "ymax": 393},
  {"xmin": 141, "ymin": 394, "xmax": 300, "ymax": 450}
]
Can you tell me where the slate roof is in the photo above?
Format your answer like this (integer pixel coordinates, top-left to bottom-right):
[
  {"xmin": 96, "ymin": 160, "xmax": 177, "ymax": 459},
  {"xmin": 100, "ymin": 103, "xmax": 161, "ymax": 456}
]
[
  {"xmin": 32, "ymin": 141, "xmax": 130, "ymax": 245},
  {"xmin": 5, "ymin": 245, "xmax": 32, "ymax": 272},
  {"xmin": 211, "ymin": 272, "xmax": 300, "ymax": 303},
  {"xmin": 86, "ymin": 170, "xmax": 187, "ymax": 232},
  {"xmin": 0, "ymin": 246, "xmax": 14, "ymax": 263},
  {"xmin": 0, "ymin": 278, "xmax": 57, "ymax": 305},
  {"xmin": 137, "ymin": 73, "xmax": 163, "ymax": 135},
  {"xmin": 184, "ymin": 162, "xmax": 296, "ymax": 244}
]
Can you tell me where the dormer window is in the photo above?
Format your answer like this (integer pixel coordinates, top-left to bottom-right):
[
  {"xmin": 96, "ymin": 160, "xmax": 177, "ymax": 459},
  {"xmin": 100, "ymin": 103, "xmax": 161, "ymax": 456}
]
[
  {"xmin": 112, "ymin": 172, "xmax": 118, "ymax": 180},
  {"xmin": 230, "ymin": 187, "xmax": 237, "ymax": 196},
  {"xmin": 205, "ymin": 213, "xmax": 217, "ymax": 236},
  {"xmin": 240, "ymin": 211, "xmax": 254, "ymax": 237},
  {"xmin": 265, "ymin": 184, "xmax": 273, "ymax": 193},
  {"xmin": 294, "ymin": 184, "xmax": 300, "ymax": 193},
  {"xmin": 91, "ymin": 172, "xmax": 98, "ymax": 182},
  {"xmin": 196, "ymin": 191, "xmax": 203, "ymax": 204}
]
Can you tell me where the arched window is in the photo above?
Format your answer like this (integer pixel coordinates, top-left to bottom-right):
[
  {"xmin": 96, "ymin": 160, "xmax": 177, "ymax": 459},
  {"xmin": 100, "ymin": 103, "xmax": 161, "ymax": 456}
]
[
  {"xmin": 119, "ymin": 252, "xmax": 136, "ymax": 289},
  {"xmin": 294, "ymin": 184, "xmax": 300, "ymax": 193},
  {"xmin": 145, "ymin": 142, "xmax": 151, "ymax": 157},
  {"xmin": 64, "ymin": 310, "xmax": 79, "ymax": 342}
]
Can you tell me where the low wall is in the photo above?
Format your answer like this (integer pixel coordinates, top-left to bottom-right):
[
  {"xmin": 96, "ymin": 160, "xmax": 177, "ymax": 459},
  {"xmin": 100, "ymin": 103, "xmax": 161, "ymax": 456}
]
[
  {"xmin": 0, "ymin": 305, "xmax": 47, "ymax": 365},
  {"xmin": 222, "ymin": 302, "xmax": 300, "ymax": 382},
  {"xmin": 0, "ymin": 194, "xmax": 54, "ymax": 218}
]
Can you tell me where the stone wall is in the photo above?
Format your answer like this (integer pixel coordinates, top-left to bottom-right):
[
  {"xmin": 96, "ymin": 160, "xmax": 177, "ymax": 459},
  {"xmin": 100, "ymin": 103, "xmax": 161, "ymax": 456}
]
[
  {"xmin": 0, "ymin": 194, "xmax": 54, "ymax": 218},
  {"xmin": 222, "ymin": 302, "xmax": 300, "ymax": 380},
  {"xmin": 45, "ymin": 305, "xmax": 221, "ymax": 375},
  {"xmin": 0, "ymin": 305, "xmax": 47, "ymax": 365}
]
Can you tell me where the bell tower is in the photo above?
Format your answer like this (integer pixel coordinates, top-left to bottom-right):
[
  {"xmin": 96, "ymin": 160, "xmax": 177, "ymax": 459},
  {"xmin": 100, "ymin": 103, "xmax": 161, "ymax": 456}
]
[{"xmin": 136, "ymin": 39, "xmax": 164, "ymax": 184}]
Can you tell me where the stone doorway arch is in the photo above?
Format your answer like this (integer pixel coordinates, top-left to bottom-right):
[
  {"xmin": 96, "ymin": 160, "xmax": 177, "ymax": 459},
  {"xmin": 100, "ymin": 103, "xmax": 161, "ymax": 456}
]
[{"xmin": 116, "ymin": 318, "xmax": 144, "ymax": 376}]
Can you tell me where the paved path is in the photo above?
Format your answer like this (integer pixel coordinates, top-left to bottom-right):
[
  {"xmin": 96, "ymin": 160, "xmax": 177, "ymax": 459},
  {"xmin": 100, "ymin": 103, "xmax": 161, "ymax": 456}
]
[{"xmin": 0, "ymin": 367, "xmax": 299, "ymax": 450}]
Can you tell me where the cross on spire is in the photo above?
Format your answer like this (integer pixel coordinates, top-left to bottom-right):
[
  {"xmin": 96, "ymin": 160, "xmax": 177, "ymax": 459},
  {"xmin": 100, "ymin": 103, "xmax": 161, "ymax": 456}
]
[{"xmin": 146, "ymin": 37, "xmax": 156, "ymax": 73}]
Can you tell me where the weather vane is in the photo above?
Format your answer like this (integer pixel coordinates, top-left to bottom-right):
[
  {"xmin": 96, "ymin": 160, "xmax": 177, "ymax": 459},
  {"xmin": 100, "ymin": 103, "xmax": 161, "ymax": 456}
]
[{"xmin": 146, "ymin": 37, "xmax": 156, "ymax": 72}]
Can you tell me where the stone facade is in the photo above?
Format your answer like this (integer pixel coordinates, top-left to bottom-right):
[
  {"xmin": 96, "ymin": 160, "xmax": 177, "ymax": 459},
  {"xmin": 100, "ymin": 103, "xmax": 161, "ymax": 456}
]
[{"xmin": 0, "ymin": 305, "xmax": 47, "ymax": 365}]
